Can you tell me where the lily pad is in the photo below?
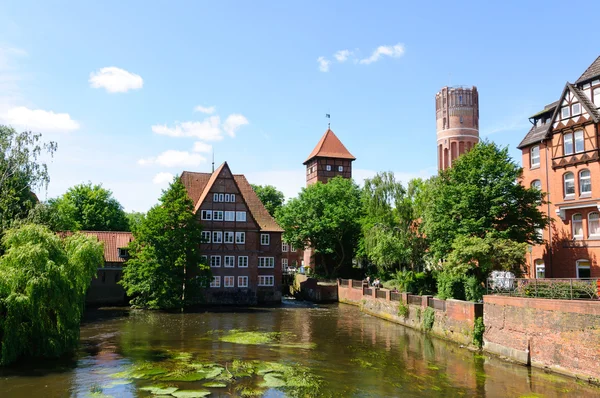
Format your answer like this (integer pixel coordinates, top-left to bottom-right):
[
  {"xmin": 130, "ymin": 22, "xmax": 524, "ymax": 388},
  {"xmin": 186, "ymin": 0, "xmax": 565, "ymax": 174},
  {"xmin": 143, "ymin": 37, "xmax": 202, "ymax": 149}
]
[
  {"xmin": 139, "ymin": 385, "xmax": 179, "ymax": 395},
  {"xmin": 171, "ymin": 391, "xmax": 211, "ymax": 398},
  {"xmin": 260, "ymin": 373, "xmax": 286, "ymax": 388},
  {"xmin": 203, "ymin": 382, "xmax": 227, "ymax": 388}
]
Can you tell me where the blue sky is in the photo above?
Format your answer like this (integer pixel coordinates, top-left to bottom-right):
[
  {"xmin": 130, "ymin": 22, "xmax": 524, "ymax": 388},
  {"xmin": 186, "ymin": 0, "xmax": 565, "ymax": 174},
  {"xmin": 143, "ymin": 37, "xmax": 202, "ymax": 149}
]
[{"xmin": 1, "ymin": 1, "xmax": 599, "ymax": 211}]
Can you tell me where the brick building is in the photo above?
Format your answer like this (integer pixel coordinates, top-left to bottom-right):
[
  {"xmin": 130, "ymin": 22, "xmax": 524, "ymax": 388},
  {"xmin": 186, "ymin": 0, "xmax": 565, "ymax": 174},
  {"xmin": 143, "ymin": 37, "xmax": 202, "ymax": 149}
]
[
  {"xmin": 518, "ymin": 56, "xmax": 600, "ymax": 279},
  {"xmin": 181, "ymin": 162, "xmax": 283, "ymax": 304},
  {"xmin": 435, "ymin": 86, "xmax": 480, "ymax": 171}
]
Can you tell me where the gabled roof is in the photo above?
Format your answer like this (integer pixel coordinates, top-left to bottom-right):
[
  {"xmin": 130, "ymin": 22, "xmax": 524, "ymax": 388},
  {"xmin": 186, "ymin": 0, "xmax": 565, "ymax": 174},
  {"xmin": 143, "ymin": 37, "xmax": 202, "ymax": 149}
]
[
  {"xmin": 304, "ymin": 129, "xmax": 356, "ymax": 165},
  {"xmin": 575, "ymin": 55, "xmax": 600, "ymax": 84},
  {"xmin": 180, "ymin": 163, "xmax": 283, "ymax": 232},
  {"xmin": 570, "ymin": 84, "xmax": 600, "ymax": 122},
  {"xmin": 517, "ymin": 123, "xmax": 551, "ymax": 149},
  {"xmin": 59, "ymin": 231, "xmax": 133, "ymax": 263}
]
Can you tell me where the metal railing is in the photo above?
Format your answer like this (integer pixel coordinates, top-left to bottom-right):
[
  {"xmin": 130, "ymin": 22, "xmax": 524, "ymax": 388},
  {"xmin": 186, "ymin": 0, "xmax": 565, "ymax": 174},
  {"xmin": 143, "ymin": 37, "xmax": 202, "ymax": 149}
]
[
  {"xmin": 408, "ymin": 294, "xmax": 422, "ymax": 306},
  {"xmin": 352, "ymin": 280, "xmax": 364, "ymax": 289},
  {"xmin": 428, "ymin": 297, "xmax": 447, "ymax": 311},
  {"xmin": 390, "ymin": 292, "xmax": 401, "ymax": 302},
  {"xmin": 340, "ymin": 279, "xmax": 350, "ymax": 287},
  {"xmin": 363, "ymin": 288, "xmax": 373, "ymax": 296},
  {"xmin": 487, "ymin": 277, "xmax": 599, "ymax": 300},
  {"xmin": 376, "ymin": 289, "xmax": 387, "ymax": 299}
]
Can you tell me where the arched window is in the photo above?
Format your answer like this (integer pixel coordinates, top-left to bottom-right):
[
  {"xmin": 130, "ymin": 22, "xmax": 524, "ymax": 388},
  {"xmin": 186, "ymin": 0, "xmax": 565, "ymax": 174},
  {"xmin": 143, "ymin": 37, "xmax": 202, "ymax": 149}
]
[
  {"xmin": 572, "ymin": 213, "xmax": 583, "ymax": 239},
  {"xmin": 530, "ymin": 146, "xmax": 540, "ymax": 168},
  {"xmin": 564, "ymin": 132, "xmax": 574, "ymax": 155},
  {"xmin": 589, "ymin": 212, "xmax": 600, "ymax": 237},
  {"xmin": 534, "ymin": 259, "xmax": 545, "ymax": 279},
  {"xmin": 564, "ymin": 172, "xmax": 575, "ymax": 197},
  {"xmin": 574, "ymin": 130, "xmax": 585, "ymax": 153},
  {"xmin": 579, "ymin": 170, "xmax": 591, "ymax": 195},
  {"xmin": 531, "ymin": 180, "xmax": 541, "ymax": 190},
  {"xmin": 576, "ymin": 259, "xmax": 591, "ymax": 278}
]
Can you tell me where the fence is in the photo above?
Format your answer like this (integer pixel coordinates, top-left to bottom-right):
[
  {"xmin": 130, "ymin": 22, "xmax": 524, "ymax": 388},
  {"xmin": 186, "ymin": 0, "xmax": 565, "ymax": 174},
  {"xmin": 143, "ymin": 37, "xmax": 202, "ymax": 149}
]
[
  {"xmin": 352, "ymin": 280, "xmax": 364, "ymax": 289},
  {"xmin": 376, "ymin": 289, "xmax": 387, "ymax": 299},
  {"xmin": 428, "ymin": 297, "xmax": 446, "ymax": 311},
  {"xmin": 364, "ymin": 288, "xmax": 373, "ymax": 296},
  {"xmin": 390, "ymin": 292, "xmax": 401, "ymax": 302},
  {"xmin": 340, "ymin": 279, "xmax": 350, "ymax": 287},
  {"xmin": 408, "ymin": 294, "xmax": 422, "ymax": 306},
  {"xmin": 486, "ymin": 277, "xmax": 599, "ymax": 300}
]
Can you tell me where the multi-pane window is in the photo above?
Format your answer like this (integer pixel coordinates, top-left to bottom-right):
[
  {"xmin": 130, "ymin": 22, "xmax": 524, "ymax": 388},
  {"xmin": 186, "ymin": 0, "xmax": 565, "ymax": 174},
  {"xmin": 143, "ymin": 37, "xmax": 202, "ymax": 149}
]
[
  {"xmin": 224, "ymin": 276, "xmax": 235, "ymax": 288},
  {"xmin": 235, "ymin": 232, "xmax": 246, "ymax": 244},
  {"xmin": 201, "ymin": 231, "xmax": 211, "ymax": 243},
  {"xmin": 589, "ymin": 212, "xmax": 600, "ymax": 237},
  {"xmin": 238, "ymin": 276, "xmax": 249, "ymax": 288},
  {"xmin": 213, "ymin": 211, "xmax": 224, "ymax": 221},
  {"xmin": 564, "ymin": 132, "xmax": 574, "ymax": 155},
  {"xmin": 572, "ymin": 214, "xmax": 583, "ymax": 239},
  {"xmin": 238, "ymin": 256, "xmax": 248, "ymax": 268},
  {"xmin": 576, "ymin": 260, "xmax": 591, "ymax": 278},
  {"xmin": 531, "ymin": 180, "xmax": 541, "ymax": 190},
  {"xmin": 236, "ymin": 211, "xmax": 246, "ymax": 222},
  {"xmin": 530, "ymin": 146, "xmax": 540, "ymax": 168},
  {"xmin": 282, "ymin": 242, "xmax": 289, "ymax": 252},
  {"xmin": 282, "ymin": 258, "xmax": 288, "ymax": 269},
  {"xmin": 561, "ymin": 106, "xmax": 570, "ymax": 119},
  {"xmin": 258, "ymin": 276, "xmax": 275, "ymax": 286},
  {"xmin": 258, "ymin": 257, "xmax": 275, "ymax": 268},
  {"xmin": 564, "ymin": 172, "xmax": 575, "ymax": 197},
  {"xmin": 260, "ymin": 234, "xmax": 270, "ymax": 245},
  {"xmin": 535, "ymin": 260, "xmax": 545, "ymax": 279},
  {"xmin": 213, "ymin": 231, "xmax": 223, "ymax": 243},
  {"xmin": 211, "ymin": 256, "xmax": 221, "ymax": 267},
  {"xmin": 201, "ymin": 210, "xmax": 212, "ymax": 220},
  {"xmin": 574, "ymin": 130, "xmax": 585, "ymax": 153},
  {"xmin": 579, "ymin": 170, "xmax": 591, "ymax": 195},
  {"xmin": 224, "ymin": 231, "xmax": 234, "ymax": 243},
  {"xmin": 224, "ymin": 256, "xmax": 235, "ymax": 267},
  {"xmin": 572, "ymin": 102, "xmax": 581, "ymax": 116},
  {"xmin": 225, "ymin": 211, "xmax": 235, "ymax": 221},
  {"xmin": 210, "ymin": 276, "xmax": 221, "ymax": 288},
  {"xmin": 213, "ymin": 193, "xmax": 219, "ymax": 202}
]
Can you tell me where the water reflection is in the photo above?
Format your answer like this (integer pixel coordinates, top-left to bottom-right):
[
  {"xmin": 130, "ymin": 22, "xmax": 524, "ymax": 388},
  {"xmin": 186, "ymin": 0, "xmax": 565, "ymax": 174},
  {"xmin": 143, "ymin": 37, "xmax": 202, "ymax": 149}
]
[{"xmin": 0, "ymin": 302, "xmax": 597, "ymax": 397}]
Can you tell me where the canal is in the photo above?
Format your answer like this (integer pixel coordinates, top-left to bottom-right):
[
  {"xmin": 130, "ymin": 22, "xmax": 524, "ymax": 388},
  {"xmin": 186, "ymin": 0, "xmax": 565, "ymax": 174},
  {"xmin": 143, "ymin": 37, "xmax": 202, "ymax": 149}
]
[{"xmin": 0, "ymin": 301, "xmax": 598, "ymax": 397}]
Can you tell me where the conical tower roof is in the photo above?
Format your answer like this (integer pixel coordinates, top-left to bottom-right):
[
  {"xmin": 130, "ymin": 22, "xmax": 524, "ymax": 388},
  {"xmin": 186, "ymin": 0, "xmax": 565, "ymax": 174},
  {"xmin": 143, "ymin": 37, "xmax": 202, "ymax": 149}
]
[{"xmin": 303, "ymin": 129, "xmax": 356, "ymax": 165}]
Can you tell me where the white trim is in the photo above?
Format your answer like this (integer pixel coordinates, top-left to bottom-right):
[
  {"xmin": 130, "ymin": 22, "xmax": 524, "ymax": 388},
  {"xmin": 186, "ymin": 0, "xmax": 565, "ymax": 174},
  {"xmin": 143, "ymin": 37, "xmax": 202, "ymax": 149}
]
[
  {"xmin": 555, "ymin": 201, "xmax": 600, "ymax": 211},
  {"xmin": 436, "ymin": 134, "xmax": 480, "ymax": 142},
  {"xmin": 437, "ymin": 127, "xmax": 479, "ymax": 133}
]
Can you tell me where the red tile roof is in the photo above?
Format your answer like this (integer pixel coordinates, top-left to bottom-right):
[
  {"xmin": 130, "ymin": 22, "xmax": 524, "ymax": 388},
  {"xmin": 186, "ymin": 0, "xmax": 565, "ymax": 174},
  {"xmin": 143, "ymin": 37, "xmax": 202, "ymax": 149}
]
[
  {"xmin": 180, "ymin": 163, "xmax": 283, "ymax": 232},
  {"xmin": 59, "ymin": 231, "xmax": 133, "ymax": 263},
  {"xmin": 304, "ymin": 129, "xmax": 356, "ymax": 164}
]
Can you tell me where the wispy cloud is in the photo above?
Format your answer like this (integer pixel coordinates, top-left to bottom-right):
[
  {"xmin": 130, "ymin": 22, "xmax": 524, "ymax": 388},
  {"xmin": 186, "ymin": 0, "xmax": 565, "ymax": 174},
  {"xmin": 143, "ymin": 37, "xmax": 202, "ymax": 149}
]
[
  {"xmin": 317, "ymin": 56, "xmax": 330, "ymax": 72},
  {"xmin": 138, "ymin": 150, "xmax": 206, "ymax": 168},
  {"xmin": 194, "ymin": 105, "xmax": 216, "ymax": 114},
  {"xmin": 334, "ymin": 50, "xmax": 353, "ymax": 62},
  {"xmin": 192, "ymin": 141, "xmax": 212, "ymax": 153},
  {"xmin": 359, "ymin": 43, "xmax": 405, "ymax": 65},
  {"xmin": 223, "ymin": 114, "xmax": 249, "ymax": 137},
  {"xmin": 152, "ymin": 116, "xmax": 223, "ymax": 141},
  {"xmin": 89, "ymin": 67, "xmax": 143, "ymax": 93},
  {"xmin": 1, "ymin": 106, "xmax": 79, "ymax": 132},
  {"xmin": 152, "ymin": 172, "xmax": 174, "ymax": 185}
]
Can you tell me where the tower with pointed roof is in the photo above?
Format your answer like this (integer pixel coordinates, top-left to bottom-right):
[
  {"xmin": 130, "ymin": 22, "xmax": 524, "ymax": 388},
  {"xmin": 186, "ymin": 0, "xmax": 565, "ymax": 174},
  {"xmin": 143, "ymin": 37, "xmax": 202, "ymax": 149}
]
[{"xmin": 304, "ymin": 128, "xmax": 356, "ymax": 186}]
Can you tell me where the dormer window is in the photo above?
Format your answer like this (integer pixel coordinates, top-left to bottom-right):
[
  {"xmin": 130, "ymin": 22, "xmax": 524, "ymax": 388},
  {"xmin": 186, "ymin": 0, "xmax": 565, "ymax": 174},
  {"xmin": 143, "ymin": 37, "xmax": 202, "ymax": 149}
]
[{"xmin": 118, "ymin": 248, "xmax": 129, "ymax": 259}]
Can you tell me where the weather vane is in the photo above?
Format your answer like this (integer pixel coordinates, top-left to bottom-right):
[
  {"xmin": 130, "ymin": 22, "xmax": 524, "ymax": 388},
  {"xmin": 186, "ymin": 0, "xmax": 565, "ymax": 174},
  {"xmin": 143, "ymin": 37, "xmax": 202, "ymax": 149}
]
[{"xmin": 326, "ymin": 113, "xmax": 330, "ymax": 129}]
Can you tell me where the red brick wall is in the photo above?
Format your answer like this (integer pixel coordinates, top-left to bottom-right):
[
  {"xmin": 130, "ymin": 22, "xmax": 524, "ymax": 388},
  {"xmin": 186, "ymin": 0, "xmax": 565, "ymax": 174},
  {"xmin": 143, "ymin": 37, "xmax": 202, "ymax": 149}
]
[{"xmin": 483, "ymin": 295, "xmax": 600, "ymax": 381}]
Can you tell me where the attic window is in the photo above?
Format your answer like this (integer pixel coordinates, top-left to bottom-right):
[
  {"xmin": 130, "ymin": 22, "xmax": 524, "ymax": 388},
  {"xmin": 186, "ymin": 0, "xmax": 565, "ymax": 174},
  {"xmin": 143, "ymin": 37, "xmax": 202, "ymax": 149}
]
[
  {"xmin": 572, "ymin": 103, "xmax": 581, "ymax": 116},
  {"xmin": 561, "ymin": 106, "xmax": 570, "ymax": 119},
  {"xmin": 118, "ymin": 248, "xmax": 129, "ymax": 259}
]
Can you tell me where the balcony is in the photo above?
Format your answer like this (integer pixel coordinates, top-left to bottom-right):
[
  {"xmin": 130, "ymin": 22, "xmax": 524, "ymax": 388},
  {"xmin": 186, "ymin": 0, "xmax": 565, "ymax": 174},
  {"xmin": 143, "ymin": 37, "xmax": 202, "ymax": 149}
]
[{"xmin": 552, "ymin": 149, "xmax": 599, "ymax": 169}]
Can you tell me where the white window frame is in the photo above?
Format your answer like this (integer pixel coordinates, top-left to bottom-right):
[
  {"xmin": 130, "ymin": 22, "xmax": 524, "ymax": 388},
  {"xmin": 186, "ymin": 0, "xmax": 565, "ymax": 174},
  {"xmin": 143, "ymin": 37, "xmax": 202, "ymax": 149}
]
[
  {"xmin": 282, "ymin": 242, "xmax": 289, "ymax": 252},
  {"xmin": 289, "ymin": 244, "xmax": 295, "ymax": 252},
  {"xmin": 211, "ymin": 256, "xmax": 221, "ymax": 268},
  {"xmin": 572, "ymin": 213, "xmax": 583, "ymax": 239},
  {"xmin": 224, "ymin": 211, "xmax": 235, "ymax": 221},
  {"xmin": 282, "ymin": 258, "xmax": 288, "ymax": 268},
  {"xmin": 212, "ymin": 231, "xmax": 223, "ymax": 243},
  {"xmin": 219, "ymin": 193, "xmax": 225, "ymax": 202},
  {"xmin": 564, "ymin": 172, "xmax": 575, "ymax": 198},
  {"xmin": 576, "ymin": 259, "xmax": 591, "ymax": 279},
  {"xmin": 326, "ymin": 165, "xmax": 331, "ymax": 171},
  {"xmin": 561, "ymin": 106, "xmax": 570, "ymax": 119},
  {"xmin": 225, "ymin": 194, "xmax": 230, "ymax": 202},
  {"xmin": 213, "ymin": 211, "xmax": 224, "ymax": 221},
  {"xmin": 201, "ymin": 210, "xmax": 212, "ymax": 220},
  {"xmin": 213, "ymin": 193, "xmax": 219, "ymax": 202},
  {"xmin": 261, "ymin": 233, "xmax": 270, "ymax": 246},
  {"xmin": 530, "ymin": 146, "xmax": 540, "ymax": 168},
  {"xmin": 201, "ymin": 231, "xmax": 211, "ymax": 243},
  {"xmin": 235, "ymin": 232, "xmax": 246, "ymax": 244},
  {"xmin": 564, "ymin": 132, "xmax": 574, "ymax": 155},
  {"xmin": 230, "ymin": 194, "xmax": 235, "ymax": 203},
  {"xmin": 238, "ymin": 256, "xmax": 248, "ymax": 268},
  {"xmin": 572, "ymin": 102, "xmax": 581, "ymax": 116},
  {"xmin": 236, "ymin": 211, "xmax": 246, "ymax": 222},
  {"xmin": 574, "ymin": 130, "xmax": 585, "ymax": 153},
  {"xmin": 338, "ymin": 165, "xmax": 344, "ymax": 172},
  {"xmin": 579, "ymin": 170, "xmax": 591, "ymax": 196},
  {"xmin": 224, "ymin": 231, "xmax": 234, "ymax": 244},
  {"xmin": 258, "ymin": 275, "xmax": 275, "ymax": 286},
  {"xmin": 588, "ymin": 212, "xmax": 600, "ymax": 238},
  {"xmin": 258, "ymin": 257, "xmax": 275, "ymax": 268},
  {"xmin": 531, "ymin": 180, "xmax": 541, "ymax": 190},
  {"xmin": 534, "ymin": 259, "xmax": 545, "ymax": 279},
  {"xmin": 210, "ymin": 276, "xmax": 221, "ymax": 288},
  {"xmin": 594, "ymin": 87, "xmax": 600, "ymax": 107},
  {"xmin": 224, "ymin": 276, "xmax": 235, "ymax": 288},
  {"xmin": 238, "ymin": 276, "xmax": 249, "ymax": 288},
  {"xmin": 224, "ymin": 255, "xmax": 235, "ymax": 268}
]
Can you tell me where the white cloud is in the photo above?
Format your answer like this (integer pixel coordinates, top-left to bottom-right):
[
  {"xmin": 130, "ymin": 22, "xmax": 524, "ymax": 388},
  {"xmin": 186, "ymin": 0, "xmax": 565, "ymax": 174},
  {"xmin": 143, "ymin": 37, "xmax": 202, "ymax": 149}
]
[
  {"xmin": 152, "ymin": 116, "xmax": 223, "ymax": 141},
  {"xmin": 152, "ymin": 172, "xmax": 174, "ymax": 185},
  {"xmin": 1, "ymin": 106, "xmax": 80, "ymax": 132},
  {"xmin": 89, "ymin": 67, "xmax": 143, "ymax": 93},
  {"xmin": 192, "ymin": 141, "xmax": 213, "ymax": 153},
  {"xmin": 334, "ymin": 50, "xmax": 353, "ymax": 62},
  {"xmin": 223, "ymin": 114, "xmax": 249, "ymax": 137},
  {"xmin": 194, "ymin": 105, "xmax": 216, "ymax": 114},
  {"xmin": 317, "ymin": 56, "xmax": 330, "ymax": 72},
  {"xmin": 138, "ymin": 150, "xmax": 206, "ymax": 168},
  {"xmin": 359, "ymin": 43, "xmax": 405, "ymax": 65}
]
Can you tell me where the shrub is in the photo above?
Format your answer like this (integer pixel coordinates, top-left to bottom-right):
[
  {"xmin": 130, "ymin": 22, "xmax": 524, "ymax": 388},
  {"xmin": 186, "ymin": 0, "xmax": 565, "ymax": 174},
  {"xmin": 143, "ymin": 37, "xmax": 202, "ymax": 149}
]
[
  {"xmin": 436, "ymin": 271, "xmax": 466, "ymax": 301},
  {"xmin": 422, "ymin": 307, "xmax": 435, "ymax": 331},
  {"xmin": 473, "ymin": 317, "xmax": 485, "ymax": 348},
  {"xmin": 464, "ymin": 276, "xmax": 485, "ymax": 302},
  {"xmin": 397, "ymin": 303, "xmax": 409, "ymax": 318},
  {"xmin": 392, "ymin": 270, "xmax": 437, "ymax": 295}
]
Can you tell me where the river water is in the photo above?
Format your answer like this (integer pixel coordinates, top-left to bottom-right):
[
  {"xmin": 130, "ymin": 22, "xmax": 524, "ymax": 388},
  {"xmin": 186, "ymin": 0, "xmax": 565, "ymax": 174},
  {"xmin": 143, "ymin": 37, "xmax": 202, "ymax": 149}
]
[{"xmin": 0, "ymin": 301, "xmax": 598, "ymax": 397}]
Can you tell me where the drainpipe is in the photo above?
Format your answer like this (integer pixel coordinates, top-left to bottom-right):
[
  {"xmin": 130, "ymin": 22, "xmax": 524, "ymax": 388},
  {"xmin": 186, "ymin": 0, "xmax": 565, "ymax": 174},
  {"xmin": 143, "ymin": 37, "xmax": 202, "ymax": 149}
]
[{"xmin": 544, "ymin": 139, "xmax": 553, "ymax": 278}]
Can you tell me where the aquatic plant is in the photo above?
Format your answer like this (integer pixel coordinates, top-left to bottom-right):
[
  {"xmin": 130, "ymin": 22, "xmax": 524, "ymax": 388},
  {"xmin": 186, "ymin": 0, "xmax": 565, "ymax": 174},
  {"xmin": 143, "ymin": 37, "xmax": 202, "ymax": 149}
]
[
  {"xmin": 472, "ymin": 317, "xmax": 484, "ymax": 348},
  {"xmin": 397, "ymin": 303, "xmax": 409, "ymax": 318},
  {"xmin": 422, "ymin": 307, "xmax": 435, "ymax": 331}
]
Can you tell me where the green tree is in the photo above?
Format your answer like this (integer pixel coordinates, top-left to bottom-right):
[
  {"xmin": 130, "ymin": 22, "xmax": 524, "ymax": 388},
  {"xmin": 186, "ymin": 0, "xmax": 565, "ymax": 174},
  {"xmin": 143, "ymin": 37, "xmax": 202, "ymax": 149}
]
[
  {"xmin": 0, "ymin": 224, "xmax": 103, "ymax": 365},
  {"xmin": 251, "ymin": 184, "xmax": 285, "ymax": 217},
  {"xmin": 48, "ymin": 183, "xmax": 130, "ymax": 231},
  {"xmin": 120, "ymin": 177, "xmax": 211, "ymax": 309},
  {"xmin": 0, "ymin": 126, "xmax": 57, "ymax": 234},
  {"xmin": 126, "ymin": 211, "xmax": 145, "ymax": 234},
  {"xmin": 277, "ymin": 177, "xmax": 362, "ymax": 277}
]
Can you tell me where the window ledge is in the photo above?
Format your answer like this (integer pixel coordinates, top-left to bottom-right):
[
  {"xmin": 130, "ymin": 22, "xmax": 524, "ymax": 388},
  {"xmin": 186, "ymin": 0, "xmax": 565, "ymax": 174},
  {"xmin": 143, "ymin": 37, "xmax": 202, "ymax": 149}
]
[
  {"xmin": 564, "ymin": 196, "xmax": 575, "ymax": 201},
  {"xmin": 580, "ymin": 193, "xmax": 592, "ymax": 198},
  {"xmin": 530, "ymin": 165, "xmax": 541, "ymax": 170}
]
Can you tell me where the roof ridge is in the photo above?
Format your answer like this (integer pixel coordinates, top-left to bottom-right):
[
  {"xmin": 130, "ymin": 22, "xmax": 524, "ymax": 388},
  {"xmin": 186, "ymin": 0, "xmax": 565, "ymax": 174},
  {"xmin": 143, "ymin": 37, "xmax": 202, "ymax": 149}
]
[{"xmin": 193, "ymin": 162, "xmax": 227, "ymax": 213}]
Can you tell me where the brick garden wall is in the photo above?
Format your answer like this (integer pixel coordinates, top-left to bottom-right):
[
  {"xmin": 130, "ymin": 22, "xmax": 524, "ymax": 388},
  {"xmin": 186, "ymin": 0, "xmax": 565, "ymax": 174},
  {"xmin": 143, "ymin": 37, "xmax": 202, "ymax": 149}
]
[{"xmin": 483, "ymin": 295, "xmax": 600, "ymax": 382}]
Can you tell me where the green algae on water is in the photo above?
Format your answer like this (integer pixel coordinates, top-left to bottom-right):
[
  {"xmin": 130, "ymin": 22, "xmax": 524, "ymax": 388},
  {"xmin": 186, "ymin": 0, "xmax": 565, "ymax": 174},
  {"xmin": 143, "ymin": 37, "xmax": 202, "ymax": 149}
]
[{"xmin": 218, "ymin": 330, "xmax": 316, "ymax": 350}]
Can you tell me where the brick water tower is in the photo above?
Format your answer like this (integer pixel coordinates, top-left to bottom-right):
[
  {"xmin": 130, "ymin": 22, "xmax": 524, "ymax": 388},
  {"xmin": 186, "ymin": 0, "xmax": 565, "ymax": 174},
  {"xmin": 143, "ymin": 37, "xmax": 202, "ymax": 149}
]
[{"xmin": 435, "ymin": 86, "xmax": 479, "ymax": 171}]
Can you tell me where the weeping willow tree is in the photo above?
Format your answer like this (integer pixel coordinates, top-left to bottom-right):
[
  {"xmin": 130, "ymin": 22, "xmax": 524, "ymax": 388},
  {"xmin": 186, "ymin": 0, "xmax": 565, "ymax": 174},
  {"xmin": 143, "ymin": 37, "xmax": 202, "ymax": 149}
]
[{"xmin": 0, "ymin": 224, "xmax": 103, "ymax": 365}]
